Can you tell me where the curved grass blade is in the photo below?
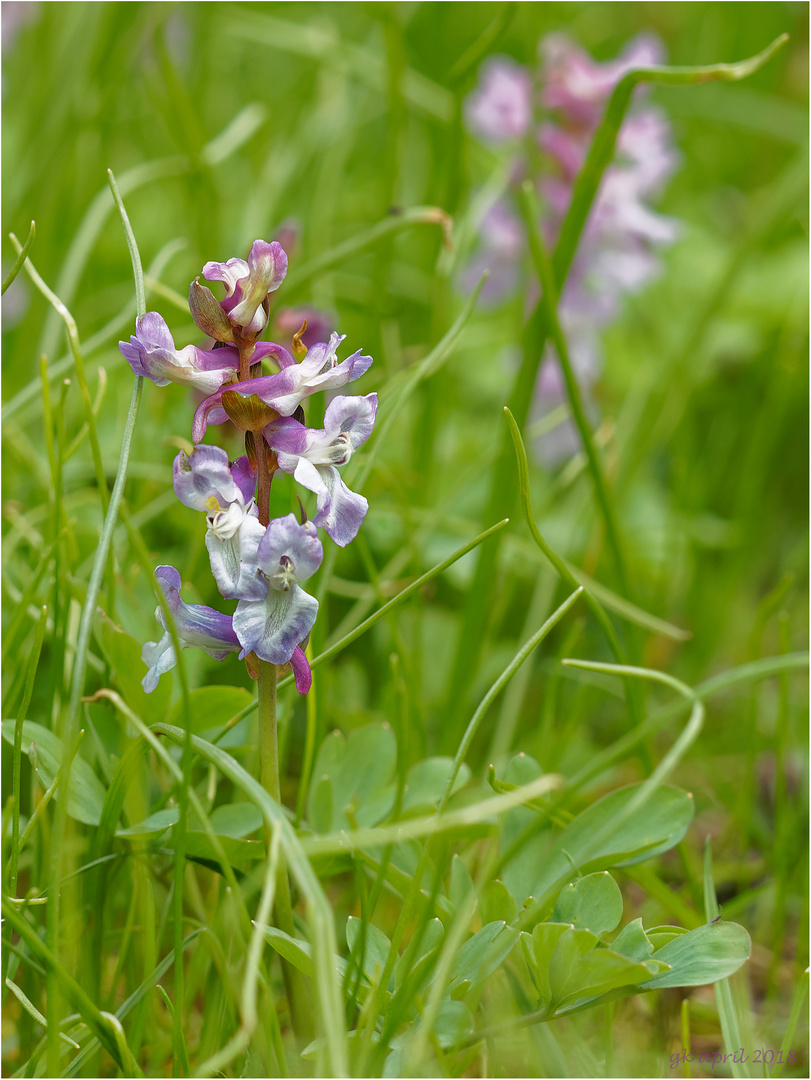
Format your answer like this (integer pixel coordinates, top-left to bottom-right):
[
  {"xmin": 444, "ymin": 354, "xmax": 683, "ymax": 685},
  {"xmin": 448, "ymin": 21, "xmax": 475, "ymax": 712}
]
[
  {"xmin": 2, "ymin": 220, "xmax": 35, "ymax": 295},
  {"xmin": 10, "ymin": 235, "xmax": 108, "ymax": 516}
]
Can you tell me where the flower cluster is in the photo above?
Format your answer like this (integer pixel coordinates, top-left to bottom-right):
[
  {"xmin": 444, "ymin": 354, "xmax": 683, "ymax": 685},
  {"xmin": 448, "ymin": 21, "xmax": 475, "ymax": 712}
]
[
  {"xmin": 464, "ymin": 34, "xmax": 679, "ymax": 459},
  {"xmin": 120, "ymin": 240, "xmax": 377, "ymax": 694}
]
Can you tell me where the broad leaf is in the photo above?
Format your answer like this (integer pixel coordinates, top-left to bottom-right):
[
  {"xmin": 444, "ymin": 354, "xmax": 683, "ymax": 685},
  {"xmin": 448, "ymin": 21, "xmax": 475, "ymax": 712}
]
[
  {"xmin": 346, "ymin": 917, "xmax": 392, "ymax": 985},
  {"xmin": 168, "ymin": 685, "xmax": 253, "ymax": 735},
  {"xmin": 116, "ymin": 807, "xmax": 178, "ymax": 838},
  {"xmin": 552, "ymin": 872, "xmax": 624, "ymax": 937},
  {"xmin": 641, "ymin": 921, "xmax": 751, "ymax": 989},
  {"xmin": 2, "ymin": 720, "xmax": 107, "ymax": 826}
]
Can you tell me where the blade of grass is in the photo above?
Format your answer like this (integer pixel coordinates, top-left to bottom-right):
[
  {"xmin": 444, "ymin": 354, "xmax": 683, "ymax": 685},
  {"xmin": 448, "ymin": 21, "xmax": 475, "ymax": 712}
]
[
  {"xmin": 4, "ymin": 977, "xmax": 80, "ymax": 1049},
  {"xmin": 9, "ymin": 605, "xmax": 48, "ymax": 896},
  {"xmin": 772, "ymin": 970, "xmax": 808, "ymax": 1080},
  {"xmin": 62, "ymin": 929, "xmax": 205, "ymax": 1078},
  {"xmin": 11, "ymin": 235, "xmax": 109, "ymax": 519},
  {"xmin": 2, "ymin": 220, "xmax": 35, "ymax": 294},
  {"xmin": 704, "ymin": 838, "xmax": 751, "ymax": 1080},
  {"xmin": 518, "ymin": 181, "xmax": 629, "ymax": 592},
  {"xmin": 348, "ymin": 269, "xmax": 487, "ymax": 495},
  {"xmin": 284, "ymin": 205, "xmax": 452, "ymax": 300},
  {"xmin": 195, "ymin": 826, "xmax": 281, "ymax": 1078}
]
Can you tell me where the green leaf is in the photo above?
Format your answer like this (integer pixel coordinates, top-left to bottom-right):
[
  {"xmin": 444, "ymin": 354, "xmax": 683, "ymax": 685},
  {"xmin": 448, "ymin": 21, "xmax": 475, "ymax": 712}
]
[
  {"xmin": 552, "ymin": 872, "xmax": 624, "ymax": 937},
  {"xmin": 306, "ymin": 723, "xmax": 397, "ymax": 833},
  {"xmin": 98, "ymin": 619, "xmax": 171, "ymax": 727},
  {"xmin": 449, "ymin": 921, "xmax": 519, "ymax": 997},
  {"xmin": 434, "ymin": 999, "xmax": 474, "ymax": 1050},
  {"xmin": 393, "ymin": 918, "xmax": 445, "ymax": 992},
  {"xmin": 530, "ymin": 924, "xmax": 570, "ymax": 1003},
  {"xmin": 260, "ymin": 926, "xmax": 348, "ymax": 982},
  {"xmin": 206, "ymin": 802, "xmax": 263, "ymax": 838},
  {"xmin": 309, "ymin": 774, "xmax": 334, "ymax": 835},
  {"xmin": 646, "ymin": 925, "xmax": 689, "ymax": 950},
  {"xmin": 346, "ymin": 917, "xmax": 392, "ymax": 985},
  {"xmin": 501, "ymin": 754, "xmax": 553, "ymax": 904},
  {"xmin": 168, "ymin": 685, "xmax": 253, "ymax": 735},
  {"xmin": 507, "ymin": 783, "xmax": 694, "ymax": 907},
  {"xmin": 449, "ymin": 854, "xmax": 475, "ymax": 914},
  {"xmin": 261, "ymin": 927, "xmax": 315, "ymax": 978},
  {"xmin": 641, "ymin": 921, "xmax": 752, "ymax": 989},
  {"xmin": 401, "ymin": 757, "xmax": 471, "ymax": 814},
  {"xmin": 548, "ymin": 926, "xmax": 599, "ymax": 1006},
  {"xmin": 611, "ymin": 918, "xmax": 655, "ymax": 962},
  {"xmin": 479, "ymin": 880, "xmax": 518, "ymax": 926},
  {"xmin": 554, "ymin": 947, "xmax": 662, "ymax": 1008},
  {"xmin": 1, "ymin": 720, "xmax": 107, "ymax": 826},
  {"xmin": 116, "ymin": 807, "xmax": 178, "ymax": 838},
  {"xmin": 177, "ymin": 830, "xmax": 264, "ymax": 871}
]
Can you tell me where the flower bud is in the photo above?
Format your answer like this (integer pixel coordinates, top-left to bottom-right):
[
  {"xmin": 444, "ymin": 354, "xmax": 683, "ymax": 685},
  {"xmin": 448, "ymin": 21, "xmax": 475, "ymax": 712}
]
[{"xmin": 189, "ymin": 278, "xmax": 235, "ymax": 343}]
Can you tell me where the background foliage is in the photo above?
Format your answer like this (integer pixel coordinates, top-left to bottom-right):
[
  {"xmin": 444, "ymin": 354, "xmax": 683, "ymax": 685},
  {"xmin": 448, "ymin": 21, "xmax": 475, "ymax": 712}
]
[{"xmin": 2, "ymin": 2, "xmax": 808, "ymax": 1077}]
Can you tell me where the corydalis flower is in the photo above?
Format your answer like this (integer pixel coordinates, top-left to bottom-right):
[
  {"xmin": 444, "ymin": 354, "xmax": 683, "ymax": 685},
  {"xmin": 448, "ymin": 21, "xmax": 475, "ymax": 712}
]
[
  {"xmin": 192, "ymin": 332, "xmax": 372, "ymax": 442},
  {"xmin": 540, "ymin": 33, "xmax": 663, "ymax": 125},
  {"xmin": 142, "ymin": 565, "xmax": 240, "ymax": 693},
  {"xmin": 190, "ymin": 240, "xmax": 288, "ymax": 343},
  {"xmin": 172, "ymin": 445, "xmax": 266, "ymax": 600},
  {"xmin": 265, "ymin": 393, "xmax": 378, "ymax": 547},
  {"xmin": 465, "ymin": 56, "xmax": 533, "ymax": 142},
  {"xmin": 119, "ymin": 312, "xmax": 239, "ymax": 394},
  {"xmin": 233, "ymin": 515, "xmax": 321, "ymax": 678}
]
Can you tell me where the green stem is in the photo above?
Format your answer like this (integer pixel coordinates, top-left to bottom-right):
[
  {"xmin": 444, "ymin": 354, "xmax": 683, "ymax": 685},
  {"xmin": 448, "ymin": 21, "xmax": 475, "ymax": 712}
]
[
  {"xmin": 10, "ymin": 606, "xmax": 48, "ymax": 897},
  {"xmin": 519, "ymin": 181, "xmax": 628, "ymax": 593},
  {"xmin": 257, "ymin": 661, "xmax": 310, "ymax": 1042}
]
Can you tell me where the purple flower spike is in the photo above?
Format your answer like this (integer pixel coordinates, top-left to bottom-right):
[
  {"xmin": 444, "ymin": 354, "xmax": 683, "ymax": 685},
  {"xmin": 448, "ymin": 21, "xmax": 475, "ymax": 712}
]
[
  {"xmin": 119, "ymin": 312, "xmax": 239, "ymax": 394},
  {"xmin": 465, "ymin": 57, "xmax": 533, "ymax": 142},
  {"xmin": 203, "ymin": 240, "xmax": 289, "ymax": 339},
  {"xmin": 172, "ymin": 446, "xmax": 266, "ymax": 601},
  {"xmin": 192, "ymin": 332, "xmax": 373, "ymax": 441},
  {"xmin": 232, "ymin": 515, "xmax": 322, "ymax": 666},
  {"xmin": 141, "ymin": 565, "xmax": 241, "ymax": 693},
  {"xmin": 265, "ymin": 393, "xmax": 378, "ymax": 546}
]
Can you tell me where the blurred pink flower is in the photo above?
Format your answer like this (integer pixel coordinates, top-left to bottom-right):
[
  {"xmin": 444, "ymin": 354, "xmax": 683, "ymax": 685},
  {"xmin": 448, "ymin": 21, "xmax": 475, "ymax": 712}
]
[
  {"xmin": 465, "ymin": 57, "xmax": 533, "ymax": 142},
  {"xmin": 462, "ymin": 33, "xmax": 680, "ymax": 462}
]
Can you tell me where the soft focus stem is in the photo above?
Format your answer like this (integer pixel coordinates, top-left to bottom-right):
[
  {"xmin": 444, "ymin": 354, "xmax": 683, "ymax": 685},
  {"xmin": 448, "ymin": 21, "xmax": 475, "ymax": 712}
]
[
  {"xmin": 257, "ymin": 661, "xmax": 309, "ymax": 1041},
  {"xmin": 519, "ymin": 180, "xmax": 629, "ymax": 594}
]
